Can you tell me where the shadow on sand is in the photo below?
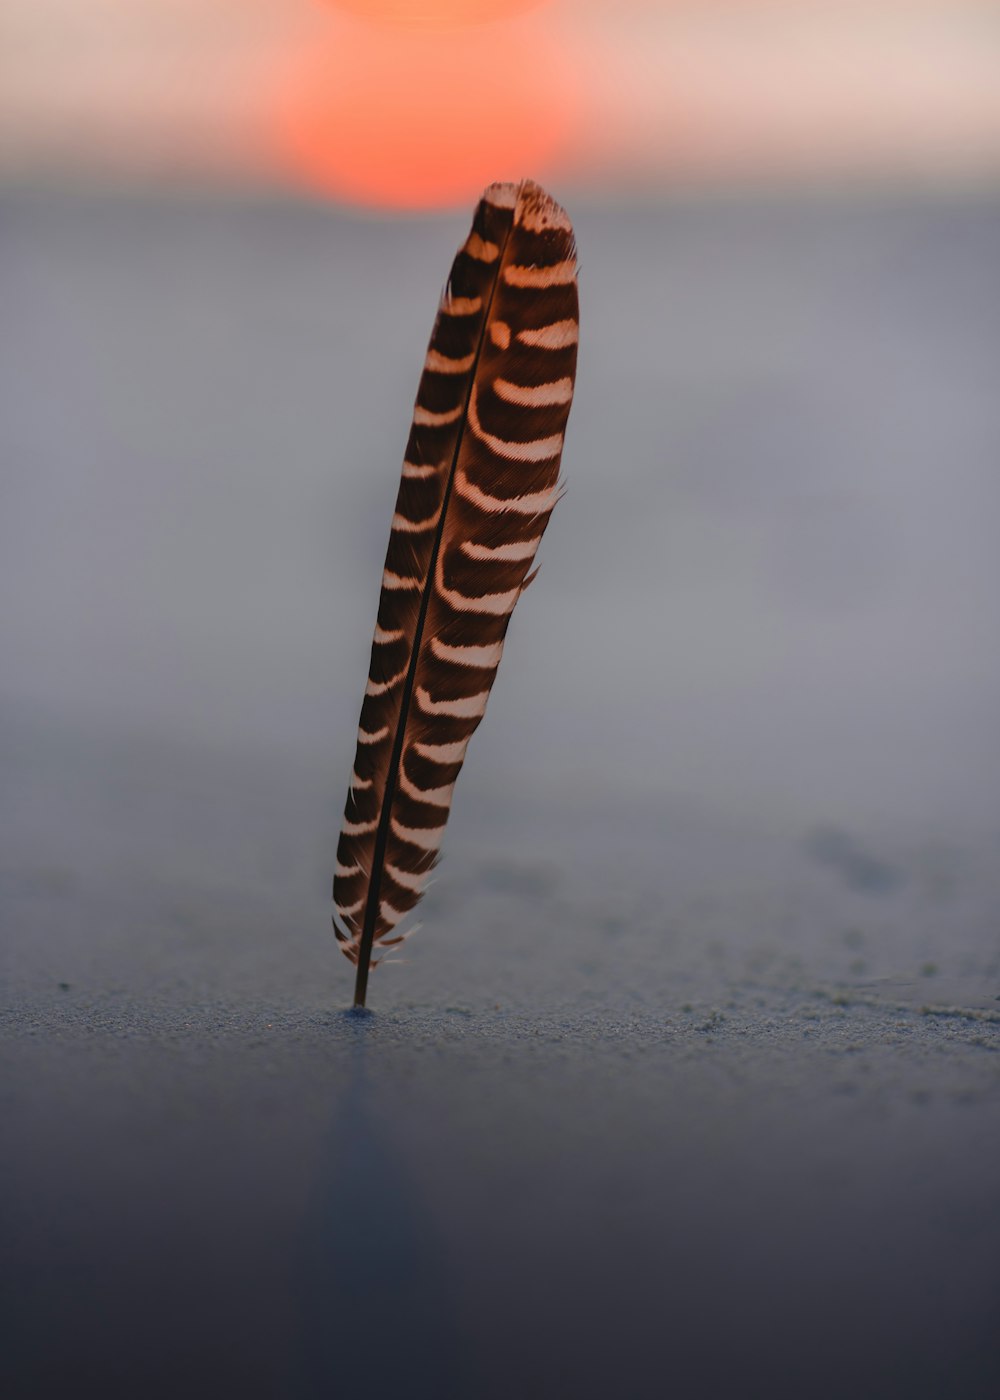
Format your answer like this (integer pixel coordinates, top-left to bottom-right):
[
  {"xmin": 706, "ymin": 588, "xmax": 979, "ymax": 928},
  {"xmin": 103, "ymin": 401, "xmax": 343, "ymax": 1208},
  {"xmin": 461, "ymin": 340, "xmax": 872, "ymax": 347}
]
[{"xmin": 289, "ymin": 1011, "xmax": 465, "ymax": 1399}]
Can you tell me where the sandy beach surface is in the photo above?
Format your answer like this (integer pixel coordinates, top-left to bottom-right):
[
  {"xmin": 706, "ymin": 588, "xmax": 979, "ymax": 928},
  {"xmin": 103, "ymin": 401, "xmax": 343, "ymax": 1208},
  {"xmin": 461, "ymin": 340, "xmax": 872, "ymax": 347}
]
[{"xmin": 2, "ymin": 189, "xmax": 999, "ymax": 1397}]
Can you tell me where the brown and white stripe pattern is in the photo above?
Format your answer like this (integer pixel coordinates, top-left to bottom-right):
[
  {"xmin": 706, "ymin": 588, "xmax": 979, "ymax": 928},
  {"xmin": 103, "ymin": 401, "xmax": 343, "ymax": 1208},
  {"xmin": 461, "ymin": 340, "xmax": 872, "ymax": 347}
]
[{"xmin": 334, "ymin": 179, "xmax": 579, "ymax": 1005}]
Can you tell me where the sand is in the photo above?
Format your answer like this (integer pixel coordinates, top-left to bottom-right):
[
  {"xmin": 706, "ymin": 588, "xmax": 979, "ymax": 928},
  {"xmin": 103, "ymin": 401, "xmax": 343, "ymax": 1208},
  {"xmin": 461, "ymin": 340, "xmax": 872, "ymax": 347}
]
[{"xmin": 3, "ymin": 707, "xmax": 998, "ymax": 1399}]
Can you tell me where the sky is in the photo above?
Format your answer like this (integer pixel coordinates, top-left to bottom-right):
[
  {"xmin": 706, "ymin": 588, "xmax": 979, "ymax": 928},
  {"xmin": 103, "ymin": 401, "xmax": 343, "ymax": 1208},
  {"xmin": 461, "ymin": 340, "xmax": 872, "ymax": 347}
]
[{"xmin": 2, "ymin": 1, "xmax": 1000, "ymax": 207}]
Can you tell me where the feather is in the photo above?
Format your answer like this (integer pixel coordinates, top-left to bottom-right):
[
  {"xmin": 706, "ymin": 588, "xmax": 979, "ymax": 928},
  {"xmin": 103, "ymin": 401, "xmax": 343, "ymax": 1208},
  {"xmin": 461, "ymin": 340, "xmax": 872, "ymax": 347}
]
[{"xmin": 334, "ymin": 179, "xmax": 579, "ymax": 1007}]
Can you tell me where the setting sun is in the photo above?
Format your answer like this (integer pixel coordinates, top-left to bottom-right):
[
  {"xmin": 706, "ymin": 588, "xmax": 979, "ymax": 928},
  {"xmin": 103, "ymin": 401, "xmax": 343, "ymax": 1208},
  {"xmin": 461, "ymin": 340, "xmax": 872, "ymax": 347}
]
[{"xmin": 276, "ymin": 17, "xmax": 578, "ymax": 209}]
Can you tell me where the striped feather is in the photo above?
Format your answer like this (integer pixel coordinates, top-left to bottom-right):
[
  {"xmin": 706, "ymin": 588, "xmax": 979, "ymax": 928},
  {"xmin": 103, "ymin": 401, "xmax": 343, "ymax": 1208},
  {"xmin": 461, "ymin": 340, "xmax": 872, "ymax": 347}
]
[{"xmin": 334, "ymin": 179, "xmax": 579, "ymax": 1007}]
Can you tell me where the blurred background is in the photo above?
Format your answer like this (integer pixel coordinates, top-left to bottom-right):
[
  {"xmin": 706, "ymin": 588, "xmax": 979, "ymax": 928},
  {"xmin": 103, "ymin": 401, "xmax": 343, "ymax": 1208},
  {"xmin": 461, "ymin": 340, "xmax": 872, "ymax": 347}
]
[
  {"xmin": 4, "ymin": 1, "xmax": 1000, "ymax": 197},
  {"xmin": 4, "ymin": 9, "xmax": 1000, "ymax": 1398},
  {"xmin": 2, "ymin": 0, "xmax": 1000, "ymax": 956}
]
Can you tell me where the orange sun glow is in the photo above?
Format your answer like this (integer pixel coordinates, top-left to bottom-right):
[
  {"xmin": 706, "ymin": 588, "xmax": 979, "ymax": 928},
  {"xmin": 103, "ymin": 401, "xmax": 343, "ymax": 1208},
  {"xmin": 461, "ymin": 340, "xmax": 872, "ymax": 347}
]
[{"xmin": 275, "ymin": 16, "xmax": 578, "ymax": 210}]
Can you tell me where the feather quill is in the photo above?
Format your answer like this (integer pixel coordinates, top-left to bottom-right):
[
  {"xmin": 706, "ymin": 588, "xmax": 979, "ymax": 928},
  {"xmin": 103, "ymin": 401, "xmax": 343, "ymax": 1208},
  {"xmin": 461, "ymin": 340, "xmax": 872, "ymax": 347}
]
[{"xmin": 334, "ymin": 179, "xmax": 579, "ymax": 1006}]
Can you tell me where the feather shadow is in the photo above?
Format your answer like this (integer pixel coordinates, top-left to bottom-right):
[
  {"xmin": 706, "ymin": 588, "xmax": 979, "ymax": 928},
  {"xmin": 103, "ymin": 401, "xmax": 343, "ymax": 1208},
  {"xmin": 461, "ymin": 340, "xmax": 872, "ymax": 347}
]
[{"xmin": 288, "ymin": 1017, "xmax": 464, "ymax": 1398}]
